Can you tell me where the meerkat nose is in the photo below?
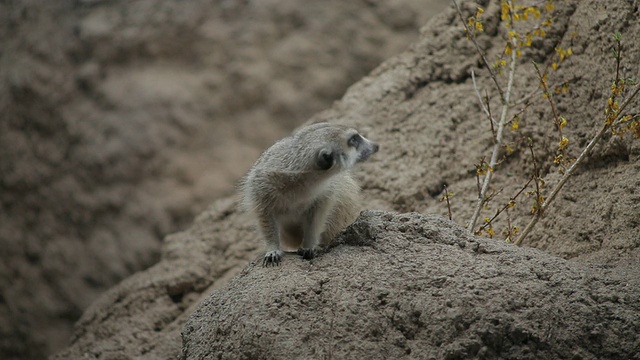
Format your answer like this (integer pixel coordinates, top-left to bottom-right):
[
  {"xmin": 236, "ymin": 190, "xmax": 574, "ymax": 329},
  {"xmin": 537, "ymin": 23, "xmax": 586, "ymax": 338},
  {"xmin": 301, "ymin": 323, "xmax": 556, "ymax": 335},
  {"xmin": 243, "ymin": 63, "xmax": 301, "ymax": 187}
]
[{"xmin": 373, "ymin": 143, "xmax": 380, "ymax": 153}]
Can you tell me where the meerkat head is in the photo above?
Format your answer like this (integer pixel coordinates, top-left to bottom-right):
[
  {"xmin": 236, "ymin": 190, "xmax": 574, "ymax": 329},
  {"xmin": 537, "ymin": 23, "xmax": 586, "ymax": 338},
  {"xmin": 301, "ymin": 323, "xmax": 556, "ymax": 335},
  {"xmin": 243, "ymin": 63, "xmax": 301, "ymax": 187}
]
[{"xmin": 299, "ymin": 123, "xmax": 379, "ymax": 171}]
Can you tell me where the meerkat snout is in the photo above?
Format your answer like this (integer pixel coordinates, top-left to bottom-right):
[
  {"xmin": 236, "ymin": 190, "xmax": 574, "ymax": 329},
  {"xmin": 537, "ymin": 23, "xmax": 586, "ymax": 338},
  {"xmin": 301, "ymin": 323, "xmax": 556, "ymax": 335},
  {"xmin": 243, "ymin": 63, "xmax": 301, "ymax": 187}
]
[
  {"xmin": 240, "ymin": 122, "xmax": 380, "ymax": 266},
  {"xmin": 352, "ymin": 134, "xmax": 379, "ymax": 163}
]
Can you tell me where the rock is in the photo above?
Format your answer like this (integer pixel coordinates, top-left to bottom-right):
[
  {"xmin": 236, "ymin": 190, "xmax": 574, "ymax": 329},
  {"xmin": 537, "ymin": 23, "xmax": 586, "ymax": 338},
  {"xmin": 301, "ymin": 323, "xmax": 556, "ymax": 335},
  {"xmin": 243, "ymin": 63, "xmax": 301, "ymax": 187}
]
[{"xmin": 180, "ymin": 211, "xmax": 640, "ymax": 360}]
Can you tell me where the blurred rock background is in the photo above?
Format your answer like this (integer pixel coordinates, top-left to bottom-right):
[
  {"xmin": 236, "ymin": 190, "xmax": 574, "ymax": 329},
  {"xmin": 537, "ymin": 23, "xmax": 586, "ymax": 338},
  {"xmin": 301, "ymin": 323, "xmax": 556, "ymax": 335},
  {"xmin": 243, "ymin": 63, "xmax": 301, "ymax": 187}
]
[{"xmin": 0, "ymin": 0, "xmax": 448, "ymax": 358}]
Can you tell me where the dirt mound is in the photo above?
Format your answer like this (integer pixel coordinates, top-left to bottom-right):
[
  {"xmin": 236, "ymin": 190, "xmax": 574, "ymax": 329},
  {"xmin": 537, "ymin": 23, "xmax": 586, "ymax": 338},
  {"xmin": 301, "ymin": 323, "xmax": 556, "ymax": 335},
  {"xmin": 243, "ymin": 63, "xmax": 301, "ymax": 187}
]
[
  {"xmin": 0, "ymin": 0, "xmax": 448, "ymax": 358},
  {"xmin": 50, "ymin": 0, "xmax": 640, "ymax": 358},
  {"xmin": 181, "ymin": 210, "xmax": 640, "ymax": 360}
]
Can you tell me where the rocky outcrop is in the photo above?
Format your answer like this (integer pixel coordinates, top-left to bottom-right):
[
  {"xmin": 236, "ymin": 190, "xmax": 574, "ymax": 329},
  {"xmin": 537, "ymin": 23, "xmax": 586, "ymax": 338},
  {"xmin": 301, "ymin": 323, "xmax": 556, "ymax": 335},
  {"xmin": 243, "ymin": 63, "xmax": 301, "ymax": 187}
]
[
  {"xmin": 182, "ymin": 211, "xmax": 640, "ymax": 360},
  {"xmin": 54, "ymin": 0, "xmax": 640, "ymax": 358}
]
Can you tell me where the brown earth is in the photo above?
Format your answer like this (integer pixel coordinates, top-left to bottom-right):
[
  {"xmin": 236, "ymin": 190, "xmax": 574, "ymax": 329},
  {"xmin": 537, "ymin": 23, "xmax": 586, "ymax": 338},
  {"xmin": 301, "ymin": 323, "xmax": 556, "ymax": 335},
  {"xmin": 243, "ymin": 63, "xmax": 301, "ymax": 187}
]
[
  {"xmin": 51, "ymin": 0, "xmax": 640, "ymax": 359},
  {"xmin": 0, "ymin": 0, "xmax": 449, "ymax": 358}
]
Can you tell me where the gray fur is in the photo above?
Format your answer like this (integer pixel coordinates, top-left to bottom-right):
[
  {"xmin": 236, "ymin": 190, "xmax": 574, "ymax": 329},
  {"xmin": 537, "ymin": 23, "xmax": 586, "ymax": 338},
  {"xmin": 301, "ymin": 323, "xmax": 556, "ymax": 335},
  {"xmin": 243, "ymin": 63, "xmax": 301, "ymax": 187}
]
[{"xmin": 240, "ymin": 122, "xmax": 379, "ymax": 266}]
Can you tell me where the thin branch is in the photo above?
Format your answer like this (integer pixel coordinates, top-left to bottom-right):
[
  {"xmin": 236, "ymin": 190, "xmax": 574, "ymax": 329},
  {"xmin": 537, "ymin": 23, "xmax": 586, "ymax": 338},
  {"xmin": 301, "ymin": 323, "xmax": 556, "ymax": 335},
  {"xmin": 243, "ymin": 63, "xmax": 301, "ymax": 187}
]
[
  {"xmin": 472, "ymin": 70, "xmax": 498, "ymax": 139},
  {"xmin": 443, "ymin": 184, "xmax": 453, "ymax": 221},
  {"xmin": 528, "ymin": 140, "xmax": 544, "ymax": 216},
  {"xmin": 533, "ymin": 62, "xmax": 564, "ymax": 139},
  {"xmin": 467, "ymin": 0, "xmax": 519, "ymax": 232},
  {"xmin": 452, "ymin": 0, "xmax": 506, "ymax": 102},
  {"xmin": 477, "ymin": 177, "xmax": 533, "ymax": 233},
  {"xmin": 614, "ymin": 37, "xmax": 622, "ymax": 87},
  {"xmin": 472, "ymin": 70, "xmax": 497, "ymax": 131},
  {"xmin": 510, "ymin": 81, "xmax": 558, "ymax": 107}
]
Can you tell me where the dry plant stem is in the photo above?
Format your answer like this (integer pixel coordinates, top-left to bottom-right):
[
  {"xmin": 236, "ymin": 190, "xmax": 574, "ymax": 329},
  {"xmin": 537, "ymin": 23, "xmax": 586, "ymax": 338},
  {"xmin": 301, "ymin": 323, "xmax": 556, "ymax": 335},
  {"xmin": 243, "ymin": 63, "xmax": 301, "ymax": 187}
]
[
  {"xmin": 472, "ymin": 70, "xmax": 497, "ymax": 136},
  {"xmin": 452, "ymin": 0, "xmax": 506, "ymax": 103},
  {"xmin": 468, "ymin": 4, "xmax": 518, "ymax": 232},
  {"xmin": 515, "ymin": 83, "xmax": 640, "ymax": 245},
  {"xmin": 533, "ymin": 63, "xmax": 563, "ymax": 137},
  {"xmin": 444, "ymin": 185, "xmax": 453, "ymax": 221},
  {"xmin": 511, "ymin": 84, "xmax": 545, "ymax": 106},
  {"xmin": 528, "ymin": 141, "xmax": 544, "ymax": 213},
  {"xmin": 472, "ymin": 71, "xmax": 495, "ymax": 124},
  {"xmin": 477, "ymin": 177, "xmax": 533, "ymax": 232}
]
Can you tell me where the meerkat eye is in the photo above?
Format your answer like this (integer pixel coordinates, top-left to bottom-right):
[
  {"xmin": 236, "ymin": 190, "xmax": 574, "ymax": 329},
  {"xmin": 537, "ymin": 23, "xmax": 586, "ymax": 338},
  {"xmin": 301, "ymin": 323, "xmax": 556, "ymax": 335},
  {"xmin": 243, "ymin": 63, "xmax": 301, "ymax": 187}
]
[
  {"xmin": 316, "ymin": 148, "xmax": 334, "ymax": 170},
  {"xmin": 348, "ymin": 134, "xmax": 361, "ymax": 148}
]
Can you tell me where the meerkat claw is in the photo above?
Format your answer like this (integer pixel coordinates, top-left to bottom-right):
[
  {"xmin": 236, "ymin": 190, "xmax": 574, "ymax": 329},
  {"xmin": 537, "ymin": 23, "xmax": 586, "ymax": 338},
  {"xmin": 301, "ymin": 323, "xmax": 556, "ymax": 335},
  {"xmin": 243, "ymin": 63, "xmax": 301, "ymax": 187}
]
[
  {"xmin": 297, "ymin": 248, "xmax": 316, "ymax": 260},
  {"xmin": 262, "ymin": 250, "xmax": 282, "ymax": 267}
]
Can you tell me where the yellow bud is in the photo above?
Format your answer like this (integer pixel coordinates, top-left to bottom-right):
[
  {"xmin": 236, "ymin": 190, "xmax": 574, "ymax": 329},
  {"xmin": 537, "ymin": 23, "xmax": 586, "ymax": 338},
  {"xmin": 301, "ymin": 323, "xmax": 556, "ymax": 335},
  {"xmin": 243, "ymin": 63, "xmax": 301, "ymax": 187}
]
[
  {"xmin": 505, "ymin": 45, "xmax": 513, "ymax": 55},
  {"xmin": 559, "ymin": 117, "xmax": 568, "ymax": 129},
  {"xmin": 558, "ymin": 136, "xmax": 569, "ymax": 150},
  {"xmin": 510, "ymin": 118, "xmax": 520, "ymax": 131},
  {"xmin": 501, "ymin": 3, "xmax": 510, "ymax": 20},
  {"xmin": 546, "ymin": 2, "xmax": 555, "ymax": 12},
  {"xmin": 533, "ymin": 8, "xmax": 541, "ymax": 18}
]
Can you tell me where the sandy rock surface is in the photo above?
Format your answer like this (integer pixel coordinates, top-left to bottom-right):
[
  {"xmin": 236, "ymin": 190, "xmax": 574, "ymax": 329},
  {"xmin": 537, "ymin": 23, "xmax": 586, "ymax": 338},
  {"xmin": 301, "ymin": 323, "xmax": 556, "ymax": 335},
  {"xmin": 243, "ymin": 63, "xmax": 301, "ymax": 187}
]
[
  {"xmin": 54, "ymin": 0, "xmax": 640, "ymax": 358},
  {"xmin": 0, "ymin": 0, "xmax": 448, "ymax": 358},
  {"xmin": 182, "ymin": 210, "xmax": 640, "ymax": 360}
]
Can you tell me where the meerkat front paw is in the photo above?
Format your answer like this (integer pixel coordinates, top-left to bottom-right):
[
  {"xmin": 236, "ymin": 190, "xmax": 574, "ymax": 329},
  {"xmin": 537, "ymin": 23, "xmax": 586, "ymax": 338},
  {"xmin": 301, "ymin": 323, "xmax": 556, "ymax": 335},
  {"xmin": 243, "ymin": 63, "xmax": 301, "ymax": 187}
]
[
  {"xmin": 262, "ymin": 249, "xmax": 283, "ymax": 267},
  {"xmin": 297, "ymin": 247, "xmax": 317, "ymax": 260}
]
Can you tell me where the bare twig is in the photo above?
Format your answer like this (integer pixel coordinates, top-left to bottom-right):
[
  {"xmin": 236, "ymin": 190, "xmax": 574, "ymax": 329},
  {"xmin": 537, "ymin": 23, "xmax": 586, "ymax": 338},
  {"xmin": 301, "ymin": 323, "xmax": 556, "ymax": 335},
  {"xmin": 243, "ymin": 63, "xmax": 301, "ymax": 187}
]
[
  {"xmin": 468, "ymin": 0, "xmax": 519, "ymax": 232},
  {"xmin": 505, "ymin": 208, "xmax": 514, "ymax": 241},
  {"xmin": 443, "ymin": 185, "xmax": 453, "ymax": 221},
  {"xmin": 533, "ymin": 62, "xmax": 564, "ymax": 138},
  {"xmin": 477, "ymin": 177, "xmax": 532, "ymax": 233},
  {"xmin": 528, "ymin": 140, "xmax": 544, "ymax": 216},
  {"xmin": 472, "ymin": 70, "xmax": 497, "ymax": 134},
  {"xmin": 452, "ymin": 0, "xmax": 505, "ymax": 102}
]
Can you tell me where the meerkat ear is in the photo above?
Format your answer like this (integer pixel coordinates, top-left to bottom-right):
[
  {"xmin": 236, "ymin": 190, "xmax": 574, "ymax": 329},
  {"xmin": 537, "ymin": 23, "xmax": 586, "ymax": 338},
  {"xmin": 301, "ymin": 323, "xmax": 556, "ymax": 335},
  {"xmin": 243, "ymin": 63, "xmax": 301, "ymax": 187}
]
[{"xmin": 316, "ymin": 148, "xmax": 335, "ymax": 170}]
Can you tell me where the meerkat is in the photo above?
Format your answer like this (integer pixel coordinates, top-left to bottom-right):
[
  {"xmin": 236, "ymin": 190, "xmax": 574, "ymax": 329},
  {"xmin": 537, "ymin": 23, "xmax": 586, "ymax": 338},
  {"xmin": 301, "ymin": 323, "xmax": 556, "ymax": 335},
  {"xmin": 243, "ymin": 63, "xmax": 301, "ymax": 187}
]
[{"xmin": 240, "ymin": 122, "xmax": 379, "ymax": 266}]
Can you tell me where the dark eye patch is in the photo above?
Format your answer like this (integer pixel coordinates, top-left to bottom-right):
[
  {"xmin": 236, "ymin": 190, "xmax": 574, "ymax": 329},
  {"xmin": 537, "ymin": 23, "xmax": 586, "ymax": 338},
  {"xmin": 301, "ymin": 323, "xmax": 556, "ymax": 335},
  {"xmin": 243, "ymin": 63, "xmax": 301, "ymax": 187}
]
[
  {"xmin": 316, "ymin": 148, "xmax": 334, "ymax": 170},
  {"xmin": 348, "ymin": 134, "xmax": 361, "ymax": 148}
]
